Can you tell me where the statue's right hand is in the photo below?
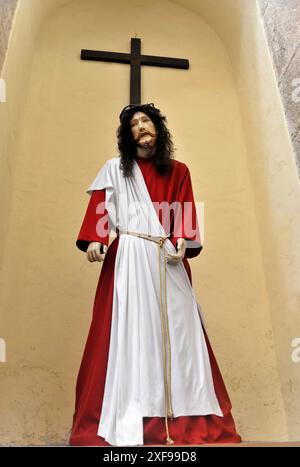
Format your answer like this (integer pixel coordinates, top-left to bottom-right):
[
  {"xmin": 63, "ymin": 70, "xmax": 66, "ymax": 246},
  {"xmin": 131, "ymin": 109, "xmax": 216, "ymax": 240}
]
[{"xmin": 87, "ymin": 242, "xmax": 108, "ymax": 262}]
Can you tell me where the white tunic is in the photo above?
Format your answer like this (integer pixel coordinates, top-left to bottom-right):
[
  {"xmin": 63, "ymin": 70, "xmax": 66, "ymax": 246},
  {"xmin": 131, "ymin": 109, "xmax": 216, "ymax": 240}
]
[{"xmin": 86, "ymin": 157, "xmax": 223, "ymax": 446}]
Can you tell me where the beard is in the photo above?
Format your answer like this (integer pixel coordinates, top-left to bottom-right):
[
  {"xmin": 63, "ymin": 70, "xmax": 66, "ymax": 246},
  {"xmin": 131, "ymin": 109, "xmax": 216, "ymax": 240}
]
[
  {"xmin": 137, "ymin": 140, "xmax": 151, "ymax": 148},
  {"xmin": 134, "ymin": 131, "xmax": 157, "ymax": 148}
]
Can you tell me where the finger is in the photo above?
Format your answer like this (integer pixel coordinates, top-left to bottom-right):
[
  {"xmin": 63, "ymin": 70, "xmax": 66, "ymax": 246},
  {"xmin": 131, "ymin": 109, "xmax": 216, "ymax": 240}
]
[
  {"xmin": 166, "ymin": 253, "xmax": 183, "ymax": 263},
  {"xmin": 94, "ymin": 249, "xmax": 103, "ymax": 262},
  {"xmin": 177, "ymin": 239, "xmax": 187, "ymax": 249},
  {"xmin": 168, "ymin": 253, "xmax": 180, "ymax": 260},
  {"xmin": 172, "ymin": 256, "xmax": 182, "ymax": 262},
  {"xmin": 98, "ymin": 245, "xmax": 108, "ymax": 261},
  {"xmin": 91, "ymin": 249, "xmax": 99, "ymax": 262},
  {"xmin": 87, "ymin": 251, "xmax": 95, "ymax": 262},
  {"xmin": 166, "ymin": 255, "xmax": 180, "ymax": 264},
  {"xmin": 167, "ymin": 258, "xmax": 180, "ymax": 264},
  {"xmin": 176, "ymin": 247, "xmax": 186, "ymax": 257}
]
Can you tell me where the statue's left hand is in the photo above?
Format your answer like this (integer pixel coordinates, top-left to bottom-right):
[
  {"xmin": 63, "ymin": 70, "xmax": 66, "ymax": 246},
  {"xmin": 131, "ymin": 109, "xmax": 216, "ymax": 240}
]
[{"xmin": 165, "ymin": 238, "xmax": 187, "ymax": 264}]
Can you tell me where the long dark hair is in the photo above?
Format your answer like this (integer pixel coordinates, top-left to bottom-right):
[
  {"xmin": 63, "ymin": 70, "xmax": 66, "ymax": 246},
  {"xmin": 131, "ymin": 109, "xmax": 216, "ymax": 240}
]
[{"xmin": 116, "ymin": 103, "xmax": 175, "ymax": 177}]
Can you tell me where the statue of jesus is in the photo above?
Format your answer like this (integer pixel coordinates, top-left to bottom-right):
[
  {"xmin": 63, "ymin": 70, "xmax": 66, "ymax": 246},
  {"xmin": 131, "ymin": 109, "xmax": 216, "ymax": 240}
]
[{"xmin": 69, "ymin": 103, "xmax": 241, "ymax": 446}]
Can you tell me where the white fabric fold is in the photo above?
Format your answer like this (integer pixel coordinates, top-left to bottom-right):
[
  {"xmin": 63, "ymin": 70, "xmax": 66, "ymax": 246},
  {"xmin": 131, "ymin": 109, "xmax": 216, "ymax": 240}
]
[{"xmin": 87, "ymin": 157, "xmax": 223, "ymax": 446}]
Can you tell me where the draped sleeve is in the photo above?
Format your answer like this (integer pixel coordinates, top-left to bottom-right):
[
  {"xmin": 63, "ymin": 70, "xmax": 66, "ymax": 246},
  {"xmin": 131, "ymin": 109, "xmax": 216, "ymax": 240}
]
[
  {"xmin": 76, "ymin": 189, "xmax": 109, "ymax": 252},
  {"xmin": 76, "ymin": 159, "xmax": 118, "ymax": 252},
  {"xmin": 170, "ymin": 165, "xmax": 203, "ymax": 259}
]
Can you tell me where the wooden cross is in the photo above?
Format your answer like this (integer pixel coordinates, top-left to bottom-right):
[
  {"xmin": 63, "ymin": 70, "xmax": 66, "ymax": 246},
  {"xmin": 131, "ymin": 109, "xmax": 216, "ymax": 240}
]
[{"xmin": 81, "ymin": 37, "xmax": 189, "ymax": 105}]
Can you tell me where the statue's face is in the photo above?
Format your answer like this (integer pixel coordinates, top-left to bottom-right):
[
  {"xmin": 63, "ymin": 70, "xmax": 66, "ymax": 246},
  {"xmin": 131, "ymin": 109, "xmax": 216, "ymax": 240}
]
[{"xmin": 130, "ymin": 111, "xmax": 158, "ymax": 149}]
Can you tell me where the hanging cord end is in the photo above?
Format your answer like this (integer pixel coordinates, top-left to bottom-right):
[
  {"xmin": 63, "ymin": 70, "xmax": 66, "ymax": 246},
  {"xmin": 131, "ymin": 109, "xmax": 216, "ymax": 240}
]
[
  {"xmin": 164, "ymin": 416, "xmax": 174, "ymax": 445},
  {"xmin": 166, "ymin": 436, "xmax": 175, "ymax": 445}
]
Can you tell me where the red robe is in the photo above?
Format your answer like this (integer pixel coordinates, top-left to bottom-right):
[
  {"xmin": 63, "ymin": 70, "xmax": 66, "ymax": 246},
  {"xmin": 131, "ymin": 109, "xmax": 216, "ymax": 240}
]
[{"xmin": 69, "ymin": 156, "xmax": 241, "ymax": 446}]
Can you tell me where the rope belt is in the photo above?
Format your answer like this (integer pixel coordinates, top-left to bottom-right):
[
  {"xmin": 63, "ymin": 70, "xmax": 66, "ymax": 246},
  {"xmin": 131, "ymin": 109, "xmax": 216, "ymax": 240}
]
[{"xmin": 118, "ymin": 229, "xmax": 174, "ymax": 445}]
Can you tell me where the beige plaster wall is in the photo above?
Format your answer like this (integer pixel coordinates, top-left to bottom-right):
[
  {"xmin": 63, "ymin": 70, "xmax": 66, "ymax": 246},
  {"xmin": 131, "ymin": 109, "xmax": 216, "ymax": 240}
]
[
  {"xmin": 0, "ymin": 0, "xmax": 298, "ymax": 444},
  {"xmin": 0, "ymin": 0, "xmax": 70, "ymax": 267}
]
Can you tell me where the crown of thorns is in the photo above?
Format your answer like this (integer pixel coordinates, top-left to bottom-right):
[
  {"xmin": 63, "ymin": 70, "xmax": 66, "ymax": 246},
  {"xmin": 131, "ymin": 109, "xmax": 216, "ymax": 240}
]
[{"xmin": 119, "ymin": 103, "xmax": 160, "ymax": 122}]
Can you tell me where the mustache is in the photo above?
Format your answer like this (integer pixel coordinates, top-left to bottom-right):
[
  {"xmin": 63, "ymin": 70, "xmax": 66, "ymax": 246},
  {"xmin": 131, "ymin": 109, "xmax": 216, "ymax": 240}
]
[{"xmin": 134, "ymin": 130, "xmax": 157, "ymax": 142}]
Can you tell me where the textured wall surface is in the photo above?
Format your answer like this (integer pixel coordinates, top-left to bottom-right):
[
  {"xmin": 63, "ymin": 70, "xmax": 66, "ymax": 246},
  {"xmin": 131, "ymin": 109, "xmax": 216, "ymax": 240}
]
[
  {"xmin": 258, "ymin": 0, "xmax": 300, "ymax": 172},
  {"xmin": 0, "ymin": 0, "xmax": 18, "ymax": 72}
]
